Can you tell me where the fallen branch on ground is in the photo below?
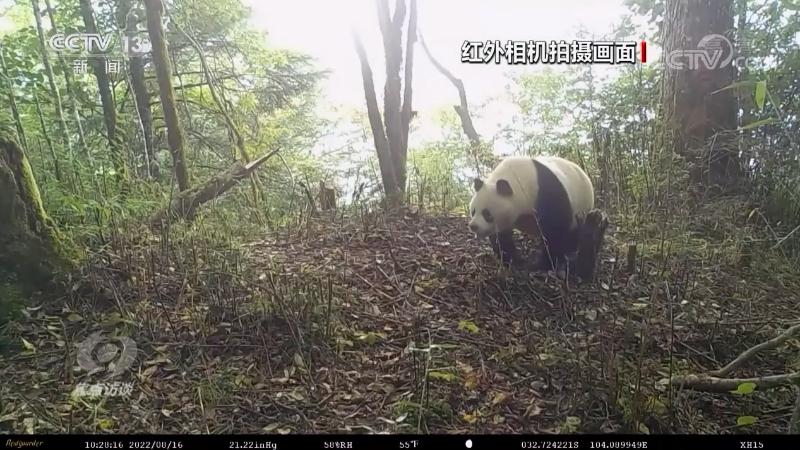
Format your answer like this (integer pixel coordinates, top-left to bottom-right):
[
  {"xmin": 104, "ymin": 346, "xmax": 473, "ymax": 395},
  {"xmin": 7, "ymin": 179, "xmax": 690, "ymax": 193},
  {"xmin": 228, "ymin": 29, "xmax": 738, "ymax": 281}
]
[
  {"xmin": 710, "ymin": 323, "xmax": 800, "ymax": 377},
  {"xmin": 669, "ymin": 322, "xmax": 800, "ymax": 392},
  {"xmin": 670, "ymin": 372, "xmax": 800, "ymax": 393},
  {"xmin": 150, "ymin": 148, "xmax": 279, "ymax": 227}
]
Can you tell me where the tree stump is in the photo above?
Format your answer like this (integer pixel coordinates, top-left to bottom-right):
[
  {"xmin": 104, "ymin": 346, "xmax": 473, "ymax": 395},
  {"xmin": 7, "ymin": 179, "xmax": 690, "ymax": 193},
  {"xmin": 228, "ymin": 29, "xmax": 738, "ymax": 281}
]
[
  {"xmin": 626, "ymin": 242, "xmax": 638, "ymax": 273},
  {"xmin": 574, "ymin": 209, "xmax": 610, "ymax": 281},
  {"xmin": 319, "ymin": 181, "xmax": 337, "ymax": 211},
  {"xmin": 0, "ymin": 138, "xmax": 74, "ymax": 287}
]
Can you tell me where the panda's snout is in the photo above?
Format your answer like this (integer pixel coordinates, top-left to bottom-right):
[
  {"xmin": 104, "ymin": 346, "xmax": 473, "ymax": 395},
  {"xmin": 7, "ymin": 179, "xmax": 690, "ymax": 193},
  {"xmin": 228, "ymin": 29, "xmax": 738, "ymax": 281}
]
[{"xmin": 469, "ymin": 223, "xmax": 479, "ymax": 233}]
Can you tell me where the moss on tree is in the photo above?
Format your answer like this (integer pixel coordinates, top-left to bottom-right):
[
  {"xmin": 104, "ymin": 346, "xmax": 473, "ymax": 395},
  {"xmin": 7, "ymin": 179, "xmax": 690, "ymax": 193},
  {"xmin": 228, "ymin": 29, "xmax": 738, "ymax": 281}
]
[{"xmin": 0, "ymin": 137, "xmax": 75, "ymax": 288}]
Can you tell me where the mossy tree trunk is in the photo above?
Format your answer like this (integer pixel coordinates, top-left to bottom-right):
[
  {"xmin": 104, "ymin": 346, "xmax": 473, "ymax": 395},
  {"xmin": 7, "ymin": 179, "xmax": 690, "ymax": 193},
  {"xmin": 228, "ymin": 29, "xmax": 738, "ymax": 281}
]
[
  {"xmin": 0, "ymin": 138, "xmax": 74, "ymax": 287},
  {"xmin": 144, "ymin": 0, "xmax": 191, "ymax": 192}
]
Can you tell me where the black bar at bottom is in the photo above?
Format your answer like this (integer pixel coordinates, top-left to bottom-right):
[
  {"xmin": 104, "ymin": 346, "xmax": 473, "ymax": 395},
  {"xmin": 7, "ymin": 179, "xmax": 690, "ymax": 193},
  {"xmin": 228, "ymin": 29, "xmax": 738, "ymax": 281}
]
[{"xmin": 1, "ymin": 434, "xmax": 795, "ymax": 450}]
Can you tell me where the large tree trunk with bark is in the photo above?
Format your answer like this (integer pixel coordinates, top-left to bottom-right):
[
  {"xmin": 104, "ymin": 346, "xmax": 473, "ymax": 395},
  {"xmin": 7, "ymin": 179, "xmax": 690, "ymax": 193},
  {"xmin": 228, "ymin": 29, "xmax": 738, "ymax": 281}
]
[
  {"xmin": 79, "ymin": 0, "xmax": 125, "ymax": 177},
  {"xmin": 0, "ymin": 138, "xmax": 74, "ymax": 287},
  {"xmin": 662, "ymin": 0, "xmax": 740, "ymax": 191},
  {"xmin": 144, "ymin": 0, "xmax": 191, "ymax": 191}
]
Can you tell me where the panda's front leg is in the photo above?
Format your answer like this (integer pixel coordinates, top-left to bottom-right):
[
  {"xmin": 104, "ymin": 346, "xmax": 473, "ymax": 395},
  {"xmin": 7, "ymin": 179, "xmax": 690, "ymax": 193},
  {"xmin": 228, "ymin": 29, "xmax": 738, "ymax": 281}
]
[{"xmin": 489, "ymin": 230, "xmax": 519, "ymax": 266}]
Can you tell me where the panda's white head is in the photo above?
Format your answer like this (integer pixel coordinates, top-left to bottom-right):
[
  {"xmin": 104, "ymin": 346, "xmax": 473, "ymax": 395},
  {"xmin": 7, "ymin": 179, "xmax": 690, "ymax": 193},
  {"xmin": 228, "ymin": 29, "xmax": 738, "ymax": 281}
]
[{"xmin": 468, "ymin": 177, "xmax": 519, "ymax": 238}]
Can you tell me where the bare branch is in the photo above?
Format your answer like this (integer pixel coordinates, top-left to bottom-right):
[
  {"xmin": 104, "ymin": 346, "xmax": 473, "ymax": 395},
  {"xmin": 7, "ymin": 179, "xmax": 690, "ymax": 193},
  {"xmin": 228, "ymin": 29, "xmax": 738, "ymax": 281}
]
[
  {"xmin": 670, "ymin": 372, "xmax": 800, "ymax": 393},
  {"xmin": 710, "ymin": 323, "xmax": 800, "ymax": 377},
  {"xmin": 668, "ymin": 322, "xmax": 800, "ymax": 393},
  {"xmin": 168, "ymin": 11, "xmax": 249, "ymax": 162},
  {"xmin": 150, "ymin": 148, "xmax": 279, "ymax": 226},
  {"xmin": 418, "ymin": 33, "xmax": 480, "ymax": 145}
]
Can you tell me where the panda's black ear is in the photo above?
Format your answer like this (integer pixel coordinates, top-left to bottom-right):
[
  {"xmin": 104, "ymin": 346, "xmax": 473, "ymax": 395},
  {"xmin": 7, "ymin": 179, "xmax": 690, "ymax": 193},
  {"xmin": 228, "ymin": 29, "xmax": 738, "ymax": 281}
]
[
  {"xmin": 473, "ymin": 178, "xmax": 484, "ymax": 192},
  {"xmin": 496, "ymin": 179, "xmax": 514, "ymax": 197}
]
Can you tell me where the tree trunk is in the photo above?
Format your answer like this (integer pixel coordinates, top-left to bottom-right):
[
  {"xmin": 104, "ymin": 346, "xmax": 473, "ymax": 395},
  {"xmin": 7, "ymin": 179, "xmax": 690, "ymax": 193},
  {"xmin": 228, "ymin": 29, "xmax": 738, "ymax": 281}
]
[
  {"xmin": 399, "ymin": 0, "xmax": 416, "ymax": 184},
  {"xmin": 30, "ymin": 0, "xmax": 73, "ymax": 157},
  {"xmin": 129, "ymin": 56, "xmax": 155, "ymax": 168},
  {"xmin": 33, "ymin": 90, "xmax": 62, "ymax": 183},
  {"xmin": 144, "ymin": 0, "xmax": 191, "ymax": 191},
  {"xmin": 0, "ymin": 51, "xmax": 28, "ymax": 150},
  {"xmin": 356, "ymin": 0, "xmax": 417, "ymax": 208},
  {"xmin": 78, "ymin": 0, "xmax": 124, "ymax": 176},
  {"xmin": 354, "ymin": 33, "xmax": 400, "ymax": 205},
  {"xmin": 377, "ymin": 0, "xmax": 407, "ymax": 194},
  {"xmin": 118, "ymin": 0, "xmax": 155, "ymax": 171},
  {"xmin": 0, "ymin": 138, "xmax": 74, "ymax": 287},
  {"xmin": 736, "ymin": 0, "xmax": 750, "ymax": 127},
  {"xmin": 662, "ymin": 0, "xmax": 739, "ymax": 191},
  {"xmin": 44, "ymin": 0, "xmax": 89, "ymax": 156}
]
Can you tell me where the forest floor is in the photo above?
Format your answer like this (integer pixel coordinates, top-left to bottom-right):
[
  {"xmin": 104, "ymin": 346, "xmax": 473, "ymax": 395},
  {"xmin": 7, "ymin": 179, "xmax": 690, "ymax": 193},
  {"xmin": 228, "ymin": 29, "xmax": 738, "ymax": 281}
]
[{"xmin": 2, "ymin": 198, "xmax": 800, "ymax": 434}]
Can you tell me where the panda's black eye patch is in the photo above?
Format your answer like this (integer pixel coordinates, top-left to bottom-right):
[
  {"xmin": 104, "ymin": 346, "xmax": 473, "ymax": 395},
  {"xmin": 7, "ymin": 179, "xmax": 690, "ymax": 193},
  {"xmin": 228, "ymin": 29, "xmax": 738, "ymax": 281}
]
[{"xmin": 482, "ymin": 209, "xmax": 493, "ymax": 223}]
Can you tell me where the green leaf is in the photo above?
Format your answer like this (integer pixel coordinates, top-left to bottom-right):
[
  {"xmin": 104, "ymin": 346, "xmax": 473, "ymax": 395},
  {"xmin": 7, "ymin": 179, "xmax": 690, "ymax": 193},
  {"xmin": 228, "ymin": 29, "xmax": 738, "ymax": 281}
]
[
  {"xmin": 21, "ymin": 337, "xmax": 36, "ymax": 353},
  {"xmin": 739, "ymin": 117, "xmax": 775, "ymax": 131},
  {"xmin": 646, "ymin": 396, "xmax": 668, "ymax": 416},
  {"xmin": 66, "ymin": 313, "xmax": 84, "ymax": 323},
  {"xmin": 458, "ymin": 320, "xmax": 479, "ymax": 334},
  {"xmin": 731, "ymin": 382, "xmax": 757, "ymax": 395},
  {"xmin": 97, "ymin": 418, "xmax": 115, "ymax": 430},
  {"xmin": 710, "ymin": 80, "xmax": 756, "ymax": 95},
  {"xmin": 356, "ymin": 331, "xmax": 385, "ymax": 346},
  {"xmin": 737, "ymin": 415, "xmax": 757, "ymax": 426},
  {"xmin": 557, "ymin": 416, "xmax": 581, "ymax": 433},
  {"xmin": 262, "ymin": 423, "xmax": 281, "ymax": 432},
  {"xmin": 754, "ymin": 81, "xmax": 767, "ymax": 111},
  {"xmin": 427, "ymin": 371, "xmax": 457, "ymax": 382}
]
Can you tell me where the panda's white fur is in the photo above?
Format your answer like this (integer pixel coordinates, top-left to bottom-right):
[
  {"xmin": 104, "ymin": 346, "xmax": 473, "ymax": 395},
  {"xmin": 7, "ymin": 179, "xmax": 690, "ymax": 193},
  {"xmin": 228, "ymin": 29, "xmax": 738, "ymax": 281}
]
[{"xmin": 468, "ymin": 155, "xmax": 594, "ymax": 266}]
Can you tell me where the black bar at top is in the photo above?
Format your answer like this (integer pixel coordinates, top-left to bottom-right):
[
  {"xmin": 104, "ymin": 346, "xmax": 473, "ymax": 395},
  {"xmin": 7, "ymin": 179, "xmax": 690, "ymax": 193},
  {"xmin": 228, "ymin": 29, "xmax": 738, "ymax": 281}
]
[{"xmin": 1, "ymin": 433, "xmax": 795, "ymax": 450}]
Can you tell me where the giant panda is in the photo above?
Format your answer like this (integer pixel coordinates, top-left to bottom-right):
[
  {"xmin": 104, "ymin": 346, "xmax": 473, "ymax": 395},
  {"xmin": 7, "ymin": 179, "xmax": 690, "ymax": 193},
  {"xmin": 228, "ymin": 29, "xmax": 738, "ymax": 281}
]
[{"xmin": 468, "ymin": 155, "xmax": 594, "ymax": 270}]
